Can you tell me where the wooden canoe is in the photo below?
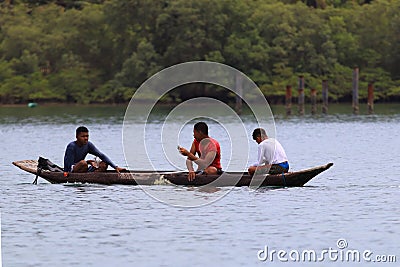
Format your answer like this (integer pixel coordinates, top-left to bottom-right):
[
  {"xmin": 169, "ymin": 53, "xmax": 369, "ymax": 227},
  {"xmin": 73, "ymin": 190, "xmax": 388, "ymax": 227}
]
[{"xmin": 12, "ymin": 160, "xmax": 333, "ymax": 187}]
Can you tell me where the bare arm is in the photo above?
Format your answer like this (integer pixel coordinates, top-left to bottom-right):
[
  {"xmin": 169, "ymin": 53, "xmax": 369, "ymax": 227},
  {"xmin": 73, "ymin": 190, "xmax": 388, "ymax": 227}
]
[
  {"xmin": 179, "ymin": 147, "xmax": 198, "ymax": 161},
  {"xmin": 186, "ymin": 159, "xmax": 195, "ymax": 172},
  {"xmin": 189, "ymin": 142, "xmax": 197, "ymax": 156},
  {"xmin": 180, "ymin": 146, "xmax": 217, "ymax": 181},
  {"xmin": 186, "ymin": 159, "xmax": 196, "ymax": 181},
  {"xmin": 194, "ymin": 151, "xmax": 216, "ymax": 170}
]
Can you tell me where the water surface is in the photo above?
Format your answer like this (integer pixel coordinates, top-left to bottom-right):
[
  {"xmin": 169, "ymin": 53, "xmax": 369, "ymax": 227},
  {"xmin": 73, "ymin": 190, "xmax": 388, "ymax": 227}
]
[{"xmin": 0, "ymin": 104, "xmax": 399, "ymax": 266}]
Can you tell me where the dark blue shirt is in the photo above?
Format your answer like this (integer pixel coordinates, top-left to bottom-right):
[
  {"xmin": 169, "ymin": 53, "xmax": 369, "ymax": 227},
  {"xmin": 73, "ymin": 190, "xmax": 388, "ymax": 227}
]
[{"xmin": 64, "ymin": 141, "xmax": 117, "ymax": 172}]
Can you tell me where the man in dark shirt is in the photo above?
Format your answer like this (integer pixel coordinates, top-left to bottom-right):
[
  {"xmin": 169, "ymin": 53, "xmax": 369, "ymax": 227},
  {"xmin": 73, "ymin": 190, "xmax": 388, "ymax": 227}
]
[{"xmin": 64, "ymin": 126, "xmax": 125, "ymax": 173}]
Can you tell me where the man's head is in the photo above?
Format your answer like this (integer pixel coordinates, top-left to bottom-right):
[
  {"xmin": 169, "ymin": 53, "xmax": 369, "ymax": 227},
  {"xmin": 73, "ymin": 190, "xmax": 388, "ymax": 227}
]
[
  {"xmin": 76, "ymin": 126, "xmax": 89, "ymax": 146},
  {"xmin": 193, "ymin": 122, "xmax": 208, "ymax": 141},
  {"xmin": 252, "ymin": 128, "xmax": 268, "ymax": 144}
]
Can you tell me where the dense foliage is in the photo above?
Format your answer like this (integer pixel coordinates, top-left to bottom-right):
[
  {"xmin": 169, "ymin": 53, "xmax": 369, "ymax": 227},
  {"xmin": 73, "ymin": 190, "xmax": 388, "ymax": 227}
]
[{"xmin": 0, "ymin": 0, "xmax": 399, "ymax": 104}]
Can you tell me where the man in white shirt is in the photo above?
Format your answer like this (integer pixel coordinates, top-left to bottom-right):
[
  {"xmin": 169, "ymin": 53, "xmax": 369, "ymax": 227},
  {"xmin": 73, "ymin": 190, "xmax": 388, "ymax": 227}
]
[{"xmin": 248, "ymin": 128, "xmax": 289, "ymax": 175}]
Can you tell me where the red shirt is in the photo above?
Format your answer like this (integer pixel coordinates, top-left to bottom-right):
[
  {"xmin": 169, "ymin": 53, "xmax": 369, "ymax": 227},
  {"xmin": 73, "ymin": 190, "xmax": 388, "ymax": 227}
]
[{"xmin": 193, "ymin": 137, "xmax": 222, "ymax": 169}]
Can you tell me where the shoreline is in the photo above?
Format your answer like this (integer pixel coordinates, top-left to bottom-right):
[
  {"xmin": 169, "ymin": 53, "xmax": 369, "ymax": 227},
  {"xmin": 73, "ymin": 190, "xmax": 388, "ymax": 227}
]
[
  {"xmin": 1, "ymin": 100, "xmax": 400, "ymax": 108},
  {"xmin": 0, "ymin": 103, "xmax": 129, "ymax": 108}
]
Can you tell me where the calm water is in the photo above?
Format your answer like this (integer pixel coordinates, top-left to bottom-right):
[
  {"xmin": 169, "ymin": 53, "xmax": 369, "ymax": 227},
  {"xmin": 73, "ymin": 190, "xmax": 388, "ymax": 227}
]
[{"xmin": 0, "ymin": 104, "xmax": 399, "ymax": 266}]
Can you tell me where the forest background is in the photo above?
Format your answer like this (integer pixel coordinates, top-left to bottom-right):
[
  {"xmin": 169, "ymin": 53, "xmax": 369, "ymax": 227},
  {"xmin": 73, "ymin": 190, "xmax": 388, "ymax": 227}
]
[{"xmin": 0, "ymin": 0, "xmax": 399, "ymax": 104}]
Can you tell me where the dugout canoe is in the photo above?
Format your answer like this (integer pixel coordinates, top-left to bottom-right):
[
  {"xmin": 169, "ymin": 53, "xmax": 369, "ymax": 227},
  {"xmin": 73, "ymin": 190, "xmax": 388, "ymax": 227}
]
[{"xmin": 12, "ymin": 160, "xmax": 333, "ymax": 187}]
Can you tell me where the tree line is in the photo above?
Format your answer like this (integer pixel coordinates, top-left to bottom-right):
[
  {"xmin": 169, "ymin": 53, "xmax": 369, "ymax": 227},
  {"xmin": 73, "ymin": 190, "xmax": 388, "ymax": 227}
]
[{"xmin": 0, "ymin": 0, "xmax": 399, "ymax": 104}]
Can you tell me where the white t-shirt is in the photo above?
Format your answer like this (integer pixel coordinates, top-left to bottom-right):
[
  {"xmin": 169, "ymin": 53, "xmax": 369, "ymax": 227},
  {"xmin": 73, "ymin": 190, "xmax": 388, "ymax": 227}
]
[{"xmin": 252, "ymin": 138, "xmax": 288, "ymax": 166}]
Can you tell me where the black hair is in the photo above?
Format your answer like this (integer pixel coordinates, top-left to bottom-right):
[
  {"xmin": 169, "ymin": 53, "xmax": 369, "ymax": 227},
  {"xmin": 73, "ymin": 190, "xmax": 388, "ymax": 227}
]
[
  {"xmin": 194, "ymin": 122, "xmax": 208, "ymax": 135},
  {"xmin": 76, "ymin": 126, "xmax": 89, "ymax": 135},
  {"xmin": 252, "ymin": 128, "xmax": 267, "ymax": 140}
]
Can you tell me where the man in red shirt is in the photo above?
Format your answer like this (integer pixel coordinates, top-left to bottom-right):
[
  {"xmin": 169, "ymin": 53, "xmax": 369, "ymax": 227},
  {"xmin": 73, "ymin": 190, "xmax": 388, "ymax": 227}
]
[{"xmin": 179, "ymin": 122, "xmax": 222, "ymax": 181}]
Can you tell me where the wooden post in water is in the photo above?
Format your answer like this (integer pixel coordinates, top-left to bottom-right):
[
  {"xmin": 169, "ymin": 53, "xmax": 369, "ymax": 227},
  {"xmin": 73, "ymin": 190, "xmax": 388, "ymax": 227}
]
[
  {"xmin": 235, "ymin": 72, "xmax": 243, "ymax": 114},
  {"xmin": 298, "ymin": 76, "xmax": 305, "ymax": 115},
  {"xmin": 285, "ymin": 85, "xmax": 292, "ymax": 116},
  {"xmin": 322, "ymin": 80, "xmax": 328, "ymax": 114},
  {"xmin": 352, "ymin": 67, "xmax": 359, "ymax": 115},
  {"xmin": 311, "ymin": 88, "xmax": 317, "ymax": 115},
  {"xmin": 368, "ymin": 82, "xmax": 374, "ymax": 114}
]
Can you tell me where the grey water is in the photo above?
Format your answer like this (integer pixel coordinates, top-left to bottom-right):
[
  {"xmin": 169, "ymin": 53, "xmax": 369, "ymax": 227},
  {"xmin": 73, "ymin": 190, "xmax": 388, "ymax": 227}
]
[{"xmin": 0, "ymin": 104, "xmax": 399, "ymax": 266}]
